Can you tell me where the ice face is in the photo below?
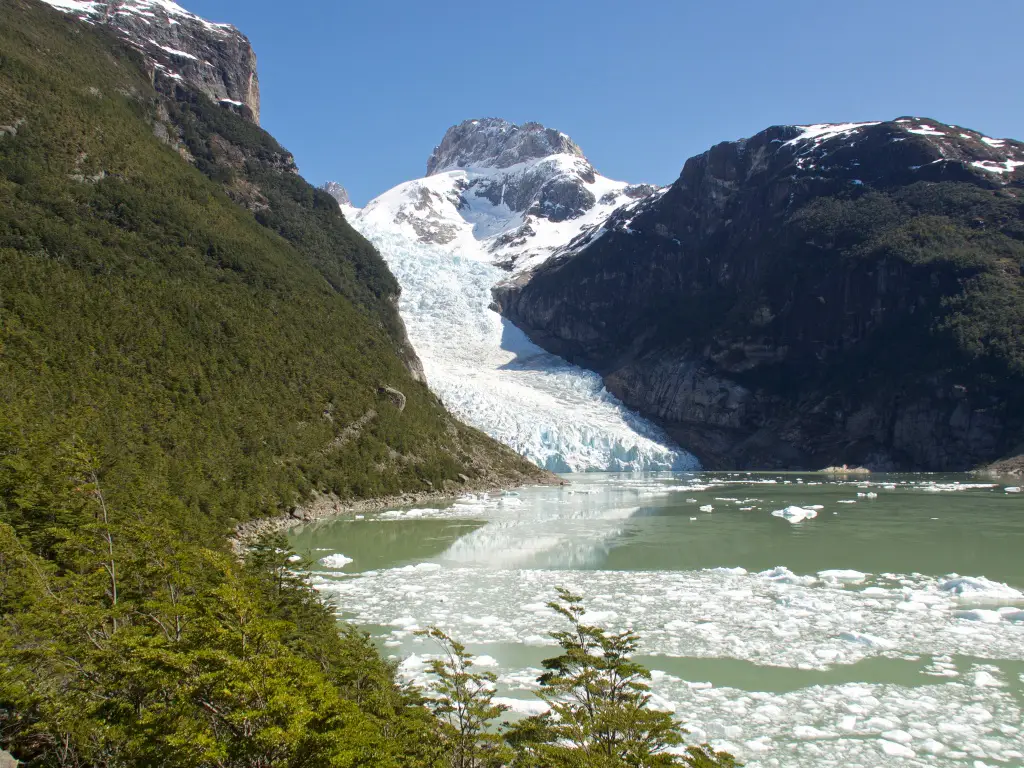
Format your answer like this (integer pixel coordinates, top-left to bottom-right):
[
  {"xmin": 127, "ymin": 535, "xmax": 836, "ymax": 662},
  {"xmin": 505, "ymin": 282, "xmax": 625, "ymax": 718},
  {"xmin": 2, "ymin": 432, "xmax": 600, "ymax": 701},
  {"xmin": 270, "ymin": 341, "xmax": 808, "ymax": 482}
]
[{"xmin": 350, "ymin": 224, "xmax": 697, "ymax": 472}]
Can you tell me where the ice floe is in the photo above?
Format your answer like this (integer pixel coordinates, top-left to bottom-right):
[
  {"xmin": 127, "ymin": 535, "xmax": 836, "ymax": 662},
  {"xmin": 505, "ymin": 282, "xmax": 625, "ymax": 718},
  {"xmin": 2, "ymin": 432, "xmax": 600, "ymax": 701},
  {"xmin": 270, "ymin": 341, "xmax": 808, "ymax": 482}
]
[{"xmin": 318, "ymin": 553, "xmax": 353, "ymax": 569}]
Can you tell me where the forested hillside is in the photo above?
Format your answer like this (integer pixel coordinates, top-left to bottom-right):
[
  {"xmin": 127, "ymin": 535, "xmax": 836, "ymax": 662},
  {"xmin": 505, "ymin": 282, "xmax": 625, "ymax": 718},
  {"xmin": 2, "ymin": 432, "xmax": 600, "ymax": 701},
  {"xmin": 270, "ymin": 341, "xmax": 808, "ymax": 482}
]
[{"xmin": 0, "ymin": 0, "xmax": 545, "ymax": 762}]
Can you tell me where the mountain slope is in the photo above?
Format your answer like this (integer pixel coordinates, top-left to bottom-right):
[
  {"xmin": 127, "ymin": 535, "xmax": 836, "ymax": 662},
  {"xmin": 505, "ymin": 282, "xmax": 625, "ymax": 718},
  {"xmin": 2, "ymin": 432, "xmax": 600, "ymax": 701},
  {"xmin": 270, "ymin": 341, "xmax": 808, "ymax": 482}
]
[
  {"xmin": 1, "ymin": 0, "xmax": 544, "ymax": 532},
  {"xmin": 0, "ymin": 1, "xmax": 547, "ymax": 763},
  {"xmin": 40, "ymin": 0, "xmax": 261, "ymax": 122},
  {"xmin": 335, "ymin": 119, "xmax": 695, "ymax": 471},
  {"xmin": 494, "ymin": 118, "xmax": 1024, "ymax": 470}
]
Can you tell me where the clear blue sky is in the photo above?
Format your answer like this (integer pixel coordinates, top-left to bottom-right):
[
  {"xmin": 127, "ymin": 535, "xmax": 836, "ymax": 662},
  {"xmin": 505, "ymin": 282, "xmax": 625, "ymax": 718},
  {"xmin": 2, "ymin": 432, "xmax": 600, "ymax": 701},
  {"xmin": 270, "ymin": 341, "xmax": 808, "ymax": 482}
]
[{"xmin": 185, "ymin": 0, "xmax": 1022, "ymax": 206}]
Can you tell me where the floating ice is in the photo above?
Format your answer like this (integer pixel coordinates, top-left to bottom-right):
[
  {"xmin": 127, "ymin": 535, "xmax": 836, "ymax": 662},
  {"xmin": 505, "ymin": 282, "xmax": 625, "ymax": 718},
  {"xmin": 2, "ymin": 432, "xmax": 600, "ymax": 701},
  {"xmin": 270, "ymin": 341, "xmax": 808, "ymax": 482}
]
[
  {"xmin": 939, "ymin": 575, "xmax": 1024, "ymax": 601},
  {"xmin": 318, "ymin": 553, "xmax": 353, "ymax": 569},
  {"xmin": 771, "ymin": 506, "xmax": 818, "ymax": 524},
  {"xmin": 818, "ymin": 569, "xmax": 868, "ymax": 584}
]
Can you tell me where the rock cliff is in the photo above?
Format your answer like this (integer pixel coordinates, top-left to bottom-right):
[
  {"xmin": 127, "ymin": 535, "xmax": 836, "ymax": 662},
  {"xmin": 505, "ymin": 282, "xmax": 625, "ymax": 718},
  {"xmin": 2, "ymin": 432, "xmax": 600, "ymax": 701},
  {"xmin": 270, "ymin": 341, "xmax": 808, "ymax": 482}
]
[
  {"xmin": 494, "ymin": 119, "xmax": 1024, "ymax": 470},
  {"xmin": 40, "ymin": 0, "xmax": 260, "ymax": 123}
]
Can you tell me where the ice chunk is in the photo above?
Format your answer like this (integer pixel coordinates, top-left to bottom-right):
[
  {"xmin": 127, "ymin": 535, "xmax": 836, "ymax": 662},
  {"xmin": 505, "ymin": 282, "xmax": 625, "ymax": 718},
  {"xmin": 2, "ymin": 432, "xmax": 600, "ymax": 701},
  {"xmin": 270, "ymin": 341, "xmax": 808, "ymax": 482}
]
[
  {"xmin": 974, "ymin": 670, "xmax": 1005, "ymax": 687},
  {"xmin": 879, "ymin": 738, "xmax": 915, "ymax": 757},
  {"xmin": 940, "ymin": 575, "xmax": 1024, "ymax": 600},
  {"xmin": 759, "ymin": 566, "xmax": 817, "ymax": 586},
  {"xmin": 318, "ymin": 554, "xmax": 354, "ymax": 569},
  {"xmin": 699, "ymin": 504, "xmax": 714, "ymax": 512},
  {"xmin": 818, "ymin": 569, "xmax": 868, "ymax": 583},
  {"xmin": 771, "ymin": 506, "xmax": 818, "ymax": 523},
  {"xmin": 839, "ymin": 631, "xmax": 895, "ymax": 650}
]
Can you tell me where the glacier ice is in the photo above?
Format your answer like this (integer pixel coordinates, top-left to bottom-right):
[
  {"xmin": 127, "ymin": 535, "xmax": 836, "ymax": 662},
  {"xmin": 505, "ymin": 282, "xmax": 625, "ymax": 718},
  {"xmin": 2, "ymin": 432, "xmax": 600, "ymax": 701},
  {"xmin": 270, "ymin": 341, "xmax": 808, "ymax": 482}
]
[{"xmin": 349, "ymin": 223, "xmax": 697, "ymax": 472}]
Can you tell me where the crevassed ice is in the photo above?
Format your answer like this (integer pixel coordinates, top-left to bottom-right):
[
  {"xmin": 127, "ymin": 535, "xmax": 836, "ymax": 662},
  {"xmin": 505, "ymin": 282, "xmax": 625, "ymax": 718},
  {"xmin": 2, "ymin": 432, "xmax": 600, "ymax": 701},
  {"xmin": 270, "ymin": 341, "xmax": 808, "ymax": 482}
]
[{"xmin": 351, "ymin": 223, "xmax": 697, "ymax": 472}]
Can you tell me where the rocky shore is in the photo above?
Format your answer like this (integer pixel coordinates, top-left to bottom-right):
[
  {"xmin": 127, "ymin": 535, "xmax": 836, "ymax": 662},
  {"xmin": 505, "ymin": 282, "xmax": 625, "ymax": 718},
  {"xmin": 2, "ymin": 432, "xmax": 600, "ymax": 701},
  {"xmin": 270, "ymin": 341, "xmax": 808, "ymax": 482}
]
[{"xmin": 231, "ymin": 475, "xmax": 563, "ymax": 554}]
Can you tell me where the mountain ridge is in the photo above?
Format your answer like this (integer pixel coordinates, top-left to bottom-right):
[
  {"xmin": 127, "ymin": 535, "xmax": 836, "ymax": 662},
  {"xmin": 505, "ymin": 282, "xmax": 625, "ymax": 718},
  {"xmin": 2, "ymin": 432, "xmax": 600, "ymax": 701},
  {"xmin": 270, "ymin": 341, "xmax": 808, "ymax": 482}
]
[
  {"xmin": 493, "ymin": 116, "xmax": 1024, "ymax": 470},
  {"xmin": 39, "ymin": 0, "xmax": 261, "ymax": 122}
]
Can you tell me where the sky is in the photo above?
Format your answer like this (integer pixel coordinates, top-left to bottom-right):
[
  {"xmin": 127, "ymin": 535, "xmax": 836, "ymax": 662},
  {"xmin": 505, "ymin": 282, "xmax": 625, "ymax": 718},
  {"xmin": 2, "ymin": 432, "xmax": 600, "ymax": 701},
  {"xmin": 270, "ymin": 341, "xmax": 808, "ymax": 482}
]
[{"xmin": 184, "ymin": 0, "xmax": 1023, "ymax": 206}]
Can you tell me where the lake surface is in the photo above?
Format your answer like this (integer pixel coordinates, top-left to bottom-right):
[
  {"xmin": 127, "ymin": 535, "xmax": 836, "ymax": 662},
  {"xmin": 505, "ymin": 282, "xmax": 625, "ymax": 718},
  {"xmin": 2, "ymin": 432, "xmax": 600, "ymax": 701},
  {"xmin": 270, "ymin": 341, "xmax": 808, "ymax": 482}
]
[{"xmin": 289, "ymin": 472, "xmax": 1024, "ymax": 768}]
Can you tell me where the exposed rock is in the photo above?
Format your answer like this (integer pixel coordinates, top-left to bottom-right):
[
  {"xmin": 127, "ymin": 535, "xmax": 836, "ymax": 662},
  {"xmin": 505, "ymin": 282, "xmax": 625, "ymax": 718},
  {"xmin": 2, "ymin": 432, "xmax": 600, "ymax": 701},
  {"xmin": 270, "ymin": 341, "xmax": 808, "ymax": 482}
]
[
  {"xmin": 426, "ymin": 118, "xmax": 584, "ymax": 176},
  {"xmin": 320, "ymin": 181, "xmax": 351, "ymax": 207},
  {"xmin": 355, "ymin": 118, "xmax": 657, "ymax": 271},
  {"xmin": 378, "ymin": 385, "xmax": 407, "ymax": 411},
  {"xmin": 40, "ymin": 0, "xmax": 260, "ymax": 123},
  {"xmin": 495, "ymin": 118, "xmax": 1024, "ymax": 470},
  {"xmin": 0, "ymin": 750, "xmax": 17, "ymax": 768}
]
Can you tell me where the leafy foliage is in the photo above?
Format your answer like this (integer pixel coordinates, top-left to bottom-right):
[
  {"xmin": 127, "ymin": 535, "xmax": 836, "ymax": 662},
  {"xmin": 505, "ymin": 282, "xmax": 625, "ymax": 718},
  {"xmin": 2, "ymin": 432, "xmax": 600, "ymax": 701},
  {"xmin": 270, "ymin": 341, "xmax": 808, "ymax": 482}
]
[
  {"xmin": 418, "ymin": 628, "xmax": 511, "ymax": 768},
  {"xmin": 0, "ymin": 0, "xmax": 537, "ymax": 542},
  {"xmin": 419, "ymin": 591, "xmax": 739, "ymax": 768},
  {"xmin": 503, "ymin": 588, "xmax": 736, "ymax": 768}
]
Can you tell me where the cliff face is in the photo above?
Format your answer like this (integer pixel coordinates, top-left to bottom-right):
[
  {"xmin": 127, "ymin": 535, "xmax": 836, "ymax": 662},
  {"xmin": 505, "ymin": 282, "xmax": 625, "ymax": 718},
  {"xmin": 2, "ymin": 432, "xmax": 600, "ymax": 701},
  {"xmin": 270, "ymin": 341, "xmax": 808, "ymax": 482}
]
[
  {"xmin": 41, "ymin": 0, "xmax": 260, "ymax": 123},
  {"xmin": 494, "ymin": 119, "xmax": 1024, "ymax": 470}
]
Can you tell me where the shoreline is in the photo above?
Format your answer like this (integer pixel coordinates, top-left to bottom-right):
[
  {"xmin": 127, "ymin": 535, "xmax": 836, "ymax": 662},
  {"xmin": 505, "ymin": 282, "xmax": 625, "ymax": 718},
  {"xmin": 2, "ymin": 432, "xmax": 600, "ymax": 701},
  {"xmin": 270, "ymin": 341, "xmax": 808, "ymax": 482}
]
[{"xmin": 231, "ymin": 475, "xmax": 563, "ymax": 554}]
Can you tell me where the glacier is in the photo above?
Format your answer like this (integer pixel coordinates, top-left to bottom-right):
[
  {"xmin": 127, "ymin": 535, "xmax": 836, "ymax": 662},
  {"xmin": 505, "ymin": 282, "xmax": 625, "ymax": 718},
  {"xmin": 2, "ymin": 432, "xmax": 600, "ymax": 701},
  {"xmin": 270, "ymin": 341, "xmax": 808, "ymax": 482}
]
[{"xmin": 350, "ymin": 220, "xmax": 697, "ymax": 472}]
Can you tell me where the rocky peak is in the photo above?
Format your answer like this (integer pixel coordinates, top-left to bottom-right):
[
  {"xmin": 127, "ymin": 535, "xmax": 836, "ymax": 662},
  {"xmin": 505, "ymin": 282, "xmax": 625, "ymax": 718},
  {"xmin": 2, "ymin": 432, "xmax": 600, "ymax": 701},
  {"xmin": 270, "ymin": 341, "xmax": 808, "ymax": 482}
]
[
  {"xmin": 426, "ymin": 118, "xmax": 586, "ymax": 176},
  {"xmin": 40, "ymin": 0, "xmax": 261, "ymax": 123},
  {"xmin": 320, "ymin": 181, "xmax": 351, "ymax": 207}
]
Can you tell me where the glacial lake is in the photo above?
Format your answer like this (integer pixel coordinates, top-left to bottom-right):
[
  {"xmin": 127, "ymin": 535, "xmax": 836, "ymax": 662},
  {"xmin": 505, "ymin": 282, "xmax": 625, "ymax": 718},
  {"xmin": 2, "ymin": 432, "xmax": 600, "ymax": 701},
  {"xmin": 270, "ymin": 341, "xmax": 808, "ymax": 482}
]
[{"xmin": 289, "ymin": 472, "xmax": 1024, "ymax": 768}]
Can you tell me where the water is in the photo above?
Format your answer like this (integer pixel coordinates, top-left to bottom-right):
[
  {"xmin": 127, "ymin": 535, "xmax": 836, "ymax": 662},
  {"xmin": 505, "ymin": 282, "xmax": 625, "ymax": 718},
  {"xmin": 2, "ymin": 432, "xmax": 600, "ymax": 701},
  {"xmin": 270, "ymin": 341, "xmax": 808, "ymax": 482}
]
[
  {"xmin": 347, "ymin": 222, "xmax": 696, "ymax": 472},
  {"xmin": 290, "ymin": 473, "xmax": 1024, "ymax": 768}
]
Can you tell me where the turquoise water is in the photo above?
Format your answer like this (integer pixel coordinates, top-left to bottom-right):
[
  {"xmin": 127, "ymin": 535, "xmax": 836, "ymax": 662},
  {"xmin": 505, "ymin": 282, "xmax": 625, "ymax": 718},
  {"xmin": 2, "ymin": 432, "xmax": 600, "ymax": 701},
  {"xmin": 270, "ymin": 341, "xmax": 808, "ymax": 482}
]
[{"xmin": 290, "ymin": 473, "xmax": 1024, "ymax": 767}]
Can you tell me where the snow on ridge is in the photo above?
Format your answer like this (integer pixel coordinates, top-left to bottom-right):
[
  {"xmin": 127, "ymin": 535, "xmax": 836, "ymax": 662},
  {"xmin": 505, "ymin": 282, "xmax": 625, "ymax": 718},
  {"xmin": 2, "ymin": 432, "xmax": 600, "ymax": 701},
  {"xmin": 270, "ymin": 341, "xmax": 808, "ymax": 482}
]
[
  {"xmin": 39, "ymin": 0, "xmax": 236, "ymax": 34},
  {"xmin": 971, "ymin": 159, "xmax": 1024, "ymax": 174},
  {"xmin": 783, "ymin": 122, "xmax": 881, "ymax": 147},
  {"xmin": 354, "ymin": 151, "xmax": 648, "ymax": 273}
]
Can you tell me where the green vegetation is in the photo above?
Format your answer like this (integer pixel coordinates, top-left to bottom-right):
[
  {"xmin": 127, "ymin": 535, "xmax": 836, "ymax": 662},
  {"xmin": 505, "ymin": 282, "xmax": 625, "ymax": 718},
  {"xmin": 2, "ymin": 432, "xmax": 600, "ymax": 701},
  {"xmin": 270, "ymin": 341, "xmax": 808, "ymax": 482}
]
[
  {"xmin": 421, "ymin": 590, "xmax": 738, "ymax": 768},
  {"xmin": 0, "ymin": 0, "xmax": 537, "ymax": 536},
  {"xmin": 0, "ymin": 0, "xmax": 542, "ymax": 764}
]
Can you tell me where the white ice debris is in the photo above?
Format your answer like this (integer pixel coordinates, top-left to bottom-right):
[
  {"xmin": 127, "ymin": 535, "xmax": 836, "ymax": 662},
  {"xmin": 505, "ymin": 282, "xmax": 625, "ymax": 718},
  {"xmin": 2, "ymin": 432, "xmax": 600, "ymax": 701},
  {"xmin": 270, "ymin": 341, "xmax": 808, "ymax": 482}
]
[
  {"xmin": 699, "ymin": 504, "xmax": 714, "ymax": 512},
  {"xmin": 318, "ymin": 554, "xmax": 354, "ymax": 569},
  {"xmin": 771, "ymin": 506, "xmax": 818, "ymax": 523},
  {"xmin": 305, "ymin": 478, "xmax": 1024, "ymax": 768},
  {"xmin": 818, "ymin": 569, "xmax": 868, "ymax": 584},
  {"xmin": 939, "ymin": 575, "xmax": 1024, "ymax": 601}
]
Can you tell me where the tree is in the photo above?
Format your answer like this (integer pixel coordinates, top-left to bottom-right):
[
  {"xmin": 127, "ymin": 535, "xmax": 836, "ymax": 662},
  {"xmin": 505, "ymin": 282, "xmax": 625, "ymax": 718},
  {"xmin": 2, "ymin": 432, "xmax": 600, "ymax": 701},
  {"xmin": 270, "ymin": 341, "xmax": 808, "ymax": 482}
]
[
  {"xmin": 505, "ymin": 588, "xmax": 740, "ymax": 768},
  {"xmin": 418, "ymin": 627, "xmax": 511, "ymax": 768}
]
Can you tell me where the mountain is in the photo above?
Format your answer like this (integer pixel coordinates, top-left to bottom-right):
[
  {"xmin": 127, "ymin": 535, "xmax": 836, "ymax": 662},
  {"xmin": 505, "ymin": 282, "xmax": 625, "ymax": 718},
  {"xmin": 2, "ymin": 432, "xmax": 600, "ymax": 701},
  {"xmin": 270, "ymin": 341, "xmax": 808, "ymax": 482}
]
[
  {"xmin": 326, "ymin": 119, "xmax": 694, "ymax": 472},
  {"xmin": 40, "ymin": 0, "xmax": 261, "ymax": 122},
  {"xmin": 343, "ymin": 117, "xmax": 658, "ymax": 271},
  {"xmin": 494, "ymin": 118, "xmax": 1024, "ymax": 471},
  {"xmin": 1, "ymin": 1, "xmax": 550, "ymax": 763},
  {"xmin": 2, "ymin": 0, "xmax": 545, "ymax": 526}
]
